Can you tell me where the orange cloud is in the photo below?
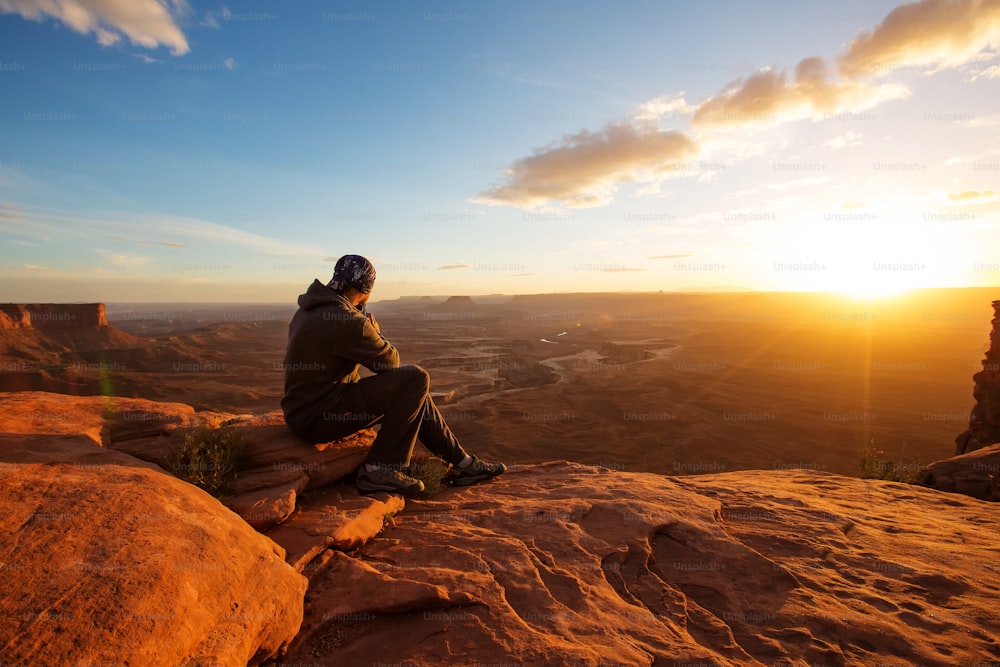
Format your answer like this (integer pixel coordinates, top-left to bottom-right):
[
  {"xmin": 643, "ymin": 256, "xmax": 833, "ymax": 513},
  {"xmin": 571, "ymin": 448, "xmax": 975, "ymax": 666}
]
[
  {"xmin": 948, "ymin": 189, "xmax": 996, "ymax": 201},
  {"xmin": 839, "ymin": 0, "xmax": 1000, "ymax": 77},
  {"xmin": 692, "ymin": 57, "xmax": 910, "ymax": 128},
  {"xmin": 0, "ymin": 0, "xmax": 189, "ymax": 55},
  {"xmin": 475, "ymin": 122, "xmax": 698, "ymax": 209}
]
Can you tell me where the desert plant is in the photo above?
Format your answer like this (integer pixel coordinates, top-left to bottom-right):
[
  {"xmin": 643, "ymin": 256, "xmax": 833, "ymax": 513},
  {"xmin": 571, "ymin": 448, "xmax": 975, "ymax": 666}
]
[
  {"xmin": 859, "ymin": 435, "xmax": 922, "ymax": 484},
  {"xmin": 168, "ymin": 427, "xmax": 246, "ymax": 498},
  {"xmin": 406, "ymin": 456, "xmax": 451, "ymax": 497}
]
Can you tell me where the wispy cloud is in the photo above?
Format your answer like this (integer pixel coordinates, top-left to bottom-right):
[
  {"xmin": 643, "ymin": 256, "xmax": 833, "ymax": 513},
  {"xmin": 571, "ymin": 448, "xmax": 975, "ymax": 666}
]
[
  {"xmin": 648, "ymin": 253, "xmax": 693, "ymax": 260},
  {"xmin": 437, "ymin": 264, "xmax": 470, "ymax": 270},
  {"xmin": 948, "ymin": 189, "xmax": 996, "ymax": 201},
  {"xmin": 0, "ymin": 205, "xmax": 22, "ymax": 220},
  {"xmin": 98, "ymin": 250, "xmax": 150, "ymax": 269},
  {"xmin": 825, "ymin": 131, "xmax": 864, "ymax": 150},
  {"xmin": 767, "ymin": 176, "xmax": 833, "ymax": 191},
  {"xmin": 6, "ymin": 206, "xmax": 321, "ymax": 258},
  {"xmin": 0, "ymin": 0, "xmax": 190, "ymax": 54}
]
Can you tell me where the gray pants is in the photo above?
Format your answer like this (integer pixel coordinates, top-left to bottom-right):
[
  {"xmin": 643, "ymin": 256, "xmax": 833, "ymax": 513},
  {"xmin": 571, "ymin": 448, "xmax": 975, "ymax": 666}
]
[{"xmin": 294, "ymin": 365, "xmax": 468, "ymax": 467}]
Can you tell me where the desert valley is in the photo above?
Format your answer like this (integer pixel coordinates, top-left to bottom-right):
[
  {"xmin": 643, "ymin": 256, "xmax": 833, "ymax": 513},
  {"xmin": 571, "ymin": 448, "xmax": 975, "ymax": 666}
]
[
  {"xmin": 3, "ymin": 288, "xmax": 994, "ymax": 474},
  {"xmin": 1, "ymin": 288, "xmax": 999, "ymax": 665}
]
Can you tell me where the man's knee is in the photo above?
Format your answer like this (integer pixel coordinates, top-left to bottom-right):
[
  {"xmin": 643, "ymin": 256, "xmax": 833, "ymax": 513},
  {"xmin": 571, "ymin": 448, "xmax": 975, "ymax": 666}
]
[{"xmin": 396, "ymin": 364, "xmax": 430, "ymax": 393}]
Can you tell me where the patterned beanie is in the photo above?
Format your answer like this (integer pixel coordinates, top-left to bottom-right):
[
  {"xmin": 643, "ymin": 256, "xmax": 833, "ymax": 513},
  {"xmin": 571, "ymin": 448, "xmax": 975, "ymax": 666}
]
[{"xmin": 328, "ymin": 254, "xmax": 376, "ymax": 294}]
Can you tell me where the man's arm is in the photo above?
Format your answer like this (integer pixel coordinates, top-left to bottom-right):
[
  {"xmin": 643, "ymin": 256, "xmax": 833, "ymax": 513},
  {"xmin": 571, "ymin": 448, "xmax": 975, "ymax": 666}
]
[{"xmin": 338, "ymin": 314, "xmax": 400, "ymax": 372}]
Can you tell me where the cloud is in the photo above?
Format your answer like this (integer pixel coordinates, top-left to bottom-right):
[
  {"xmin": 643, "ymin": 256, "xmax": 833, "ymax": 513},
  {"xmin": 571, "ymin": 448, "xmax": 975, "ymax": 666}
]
[
  {"xmin": 767, "ymin": 176, "xmax": 833, "ymax": 191},
  {"xmin": 475, "ymin": 122, "xmax": 698, "ymax": 209},
  {"xmin": 971, "ymin": 63, "xmax": 1000, "ymax": 80},
  {"xmin": 838, "ymin": 0, "xmax": 1000, "ymax": 78},
  {"xmin": 692, "ymin": 58, "xmax": 910, "ymax": 128},
  {"xmin": 967, "ymin": 113, "xmax": 1000, "ymax": 127},
  {"xmin": 437, "ymin": 264, "xmax": 469, "ymax": 270},
  {"xmin": 200, "ymin": 7, "xmax": 222, "ymax": 28},
  {"xmin": 8, "ymin": 206, "xmax": 321, "ymax": 258},
  {"xmin": 648, "ymin": 253, "xmax": 693, "ymax": 260},
  {"xmin": 948, "ymin": 189, "xmax": 996, "ymax": 201},
  {"xmin": 223, "ymin": 56, "xmax": 235, "ymax": 70},
  {"xmin": 0, "ymin": 0, "xmax": 190, "ymax": 55},
  {"xmin": 99, "ymin": 251, "xmax": 150, "ymax": 269},
  {"xmin": 825, "ymin": 131, "xmax": 864, "ymax": 150},
  {"xmin": 22, "ymin": 264, "xmax": 51, "ymax": 271},
  {"xmin": 475, "ymin": 0, "xmax": 999, "ymax": 210}
]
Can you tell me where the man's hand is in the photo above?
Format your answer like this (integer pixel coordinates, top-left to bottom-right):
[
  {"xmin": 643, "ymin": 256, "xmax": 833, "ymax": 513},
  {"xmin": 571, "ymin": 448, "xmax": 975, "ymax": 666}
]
[{"xmin": 366, "ymin": 311, "xmax": 380, "ymax": 333}]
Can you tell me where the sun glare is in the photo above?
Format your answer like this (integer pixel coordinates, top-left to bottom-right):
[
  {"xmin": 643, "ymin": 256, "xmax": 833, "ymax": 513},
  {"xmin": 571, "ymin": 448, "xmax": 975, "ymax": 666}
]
[{"xmin": 833, "ymin": 279, "xmax": 912, "ymax": 300}]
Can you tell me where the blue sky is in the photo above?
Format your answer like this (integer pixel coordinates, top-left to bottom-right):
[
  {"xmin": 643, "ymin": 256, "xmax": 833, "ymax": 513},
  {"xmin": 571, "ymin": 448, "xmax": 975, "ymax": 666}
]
[{"xmin": 0, "ymin": 0, "xmax": 998, "ymax": 302}]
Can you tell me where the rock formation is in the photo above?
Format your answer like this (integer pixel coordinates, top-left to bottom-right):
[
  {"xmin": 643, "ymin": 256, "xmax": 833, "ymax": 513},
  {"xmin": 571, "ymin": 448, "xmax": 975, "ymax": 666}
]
[
  {"xmin": 283, "ymin": 462, "xmax": 1000, "ymax": 665},
  {"xmin": 0, "ymin": 432, "xmax": 306, "ymax": 665},
  {"xmin": 0, "ymin": 303, "xmax": 108, "ymax": 329},
  {"xmin": 956, "ymin": 299, "xmax": 1000, "ymax": 454},
  {"xmin": 0, "ymin": 392, "xmax": 376, "ymax": 532},
  {"xmin": 920, "ymin": 442, "xmax": 1000, "ymax": 501}
]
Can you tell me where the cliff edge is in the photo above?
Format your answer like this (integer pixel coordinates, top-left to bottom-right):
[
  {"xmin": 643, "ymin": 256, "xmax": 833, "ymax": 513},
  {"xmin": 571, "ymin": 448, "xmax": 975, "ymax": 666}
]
[{"xmin": 0, "ymin": 393, "xmax": 998, "ymax": 665}]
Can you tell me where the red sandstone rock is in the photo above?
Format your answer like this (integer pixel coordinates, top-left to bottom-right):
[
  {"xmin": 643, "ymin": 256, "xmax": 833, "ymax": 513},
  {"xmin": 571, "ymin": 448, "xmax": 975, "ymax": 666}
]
[
  {"xmin": 0, "ymin": 393, "xmax": 376, "ymax": 535},
  {"xmin": 0, "ymin": 303, "xmax": 107, "ymax": 329},
  {"xmin": 920, "ymin": 442, "xmax": 1000, "ymax": 500},
  {"xmin": 0, "ymin": 391, "xmax": 204, "ymax": 446},
  {"xmin": 0, "ymin": 433, "xmax": 307, "ymax": 665},
  {"xmin": 283, "ymin": 462, "xmax": 1000, "ymax": 666},
  {"xmin": 266, "ymin": 486, "xmax": 407, "ymax": 571}
]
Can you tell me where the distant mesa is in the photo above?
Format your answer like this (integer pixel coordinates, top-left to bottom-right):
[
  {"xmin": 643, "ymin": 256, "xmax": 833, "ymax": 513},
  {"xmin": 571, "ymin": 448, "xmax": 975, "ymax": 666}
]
[
  {"xmin": 430, "ymin": 295, "xmax": 482, "ymax": 311},
  {"xmin": 0, "ymin": 303, "xmax": 108, "ymax": 330}
]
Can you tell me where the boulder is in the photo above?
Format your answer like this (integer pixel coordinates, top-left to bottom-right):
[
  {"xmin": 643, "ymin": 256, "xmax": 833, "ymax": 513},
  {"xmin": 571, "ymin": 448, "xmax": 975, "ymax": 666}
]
[
  {"xmin": 0, "ymin": 433, "xmax": 307, "ymax": 666},
  {"xmin": 919, "ymin": 442, "xmax": 1000, "ymax": 500}
]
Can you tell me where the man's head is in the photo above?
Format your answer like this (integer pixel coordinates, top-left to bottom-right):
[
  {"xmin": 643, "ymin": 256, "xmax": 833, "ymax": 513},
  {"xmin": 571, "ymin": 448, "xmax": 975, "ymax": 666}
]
[{"xmin": 328, "ymin": 254, "xmax": 376, "ymax": 307}]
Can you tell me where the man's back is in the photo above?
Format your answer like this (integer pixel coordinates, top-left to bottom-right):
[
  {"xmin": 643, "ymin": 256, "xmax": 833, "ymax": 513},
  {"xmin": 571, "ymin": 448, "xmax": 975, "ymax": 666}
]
[{"xmin": 281, "ymin": 279, "xmax": 398, "ymax": 429}]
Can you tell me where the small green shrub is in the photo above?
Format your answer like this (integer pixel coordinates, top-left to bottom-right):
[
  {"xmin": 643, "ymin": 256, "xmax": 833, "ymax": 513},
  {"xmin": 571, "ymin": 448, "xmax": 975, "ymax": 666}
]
[
  {"xmin": 169, "ymin": 427, "xmax": 246, "ymax": 498},
  {"xmin": 406, "ymin": 456, "xmax": 450, "ymax": 497},
  {"xmin": 859, "ymin": 438, "xmax": 922, "ymax": 484}
]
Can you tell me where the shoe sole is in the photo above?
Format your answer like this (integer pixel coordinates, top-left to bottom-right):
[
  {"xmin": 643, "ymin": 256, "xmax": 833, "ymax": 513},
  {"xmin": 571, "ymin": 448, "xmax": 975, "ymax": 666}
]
[
  {"xmin": 451, "ymin": 471, "xmax": 504, "ymax": 487},
  {"xmin": 356, "ymin": 479, "xmax": 425, "ymax": 494}
]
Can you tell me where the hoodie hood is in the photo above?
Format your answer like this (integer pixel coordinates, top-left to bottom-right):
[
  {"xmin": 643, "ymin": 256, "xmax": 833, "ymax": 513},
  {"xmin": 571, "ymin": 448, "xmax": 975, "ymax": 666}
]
[{"xmin": 297, "ymin": 279, "xmax": 350, "ymax": 311}]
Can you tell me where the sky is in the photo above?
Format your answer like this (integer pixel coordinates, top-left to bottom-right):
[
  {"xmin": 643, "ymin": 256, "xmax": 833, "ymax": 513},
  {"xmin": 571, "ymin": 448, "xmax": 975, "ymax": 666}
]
[{"xmin": 0, "ymin": 0, "xmax": 998, "ymax": 303}]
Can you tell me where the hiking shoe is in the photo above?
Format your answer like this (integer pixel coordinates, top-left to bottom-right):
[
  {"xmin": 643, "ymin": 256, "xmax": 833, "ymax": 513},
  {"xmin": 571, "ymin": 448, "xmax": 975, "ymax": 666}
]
[
  {"xmin": 356, "ymin": 466, "xmax": 425, "ymax": 495},
  {"xmin": 451, "ymin": 456, "xmax": 506, "ymax": 487}
]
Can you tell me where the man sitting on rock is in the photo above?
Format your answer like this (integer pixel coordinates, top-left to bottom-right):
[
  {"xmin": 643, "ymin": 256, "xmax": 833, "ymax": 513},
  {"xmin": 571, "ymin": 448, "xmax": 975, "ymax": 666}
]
[{"xmin": 282, "ymin": 254, "xmax": 506, "ymax": 495}]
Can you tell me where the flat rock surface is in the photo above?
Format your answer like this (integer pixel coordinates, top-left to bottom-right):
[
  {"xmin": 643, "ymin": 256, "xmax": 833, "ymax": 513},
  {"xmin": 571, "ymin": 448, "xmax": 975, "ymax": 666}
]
[
  {"xmin": 0, "ymin": 433, "xmax": 307, "ymax": 666},
  {"xmin": 283, "ymin": 462, "xmax": 1000, "ymax": 666},
  {"xmin": 0, "ymin": 390, "xmax": 204, "ymax": 446}
]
